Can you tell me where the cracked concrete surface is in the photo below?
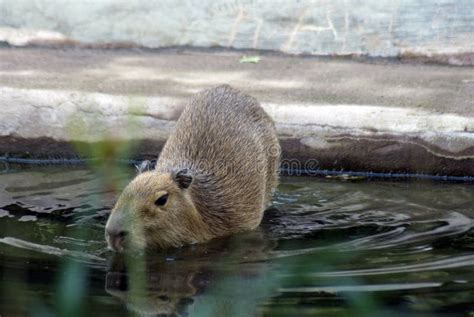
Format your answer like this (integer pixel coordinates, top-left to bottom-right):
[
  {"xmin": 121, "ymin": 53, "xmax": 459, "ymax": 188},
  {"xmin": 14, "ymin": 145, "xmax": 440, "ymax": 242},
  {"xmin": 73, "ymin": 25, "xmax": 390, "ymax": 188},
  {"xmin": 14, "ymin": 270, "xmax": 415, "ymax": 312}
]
[
  {"xmin": 0, "ymin": 0, "xmax": 472, "ymax": 63},
  {"xmin": 0, "ymin": 47, "xmax": 473, "ymax": 176}
]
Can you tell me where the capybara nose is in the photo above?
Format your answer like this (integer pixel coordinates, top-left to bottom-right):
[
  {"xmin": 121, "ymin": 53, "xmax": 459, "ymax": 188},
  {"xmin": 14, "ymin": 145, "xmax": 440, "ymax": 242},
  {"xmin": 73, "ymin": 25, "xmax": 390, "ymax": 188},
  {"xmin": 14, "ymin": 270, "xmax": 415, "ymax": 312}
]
[{"xmin": 106, "ymin": 228, "xmax": 128, "ymax": 252}]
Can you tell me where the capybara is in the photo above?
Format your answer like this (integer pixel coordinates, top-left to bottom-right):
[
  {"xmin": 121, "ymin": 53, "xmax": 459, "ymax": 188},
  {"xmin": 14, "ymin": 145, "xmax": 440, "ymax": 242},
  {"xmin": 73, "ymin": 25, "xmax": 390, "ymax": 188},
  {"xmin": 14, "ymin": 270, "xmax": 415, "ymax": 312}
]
[{"xmin": 105, "ymin": 85, "xmax": 280, "ymax": 252}]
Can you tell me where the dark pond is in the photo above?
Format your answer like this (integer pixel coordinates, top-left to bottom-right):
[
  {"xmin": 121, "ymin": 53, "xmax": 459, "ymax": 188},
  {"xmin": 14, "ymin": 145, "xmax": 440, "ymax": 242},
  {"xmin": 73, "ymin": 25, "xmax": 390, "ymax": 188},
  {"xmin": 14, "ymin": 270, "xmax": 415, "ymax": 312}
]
[{"xmin": 0, "ymin": 166, "xmax": 473, "ymax": 316}]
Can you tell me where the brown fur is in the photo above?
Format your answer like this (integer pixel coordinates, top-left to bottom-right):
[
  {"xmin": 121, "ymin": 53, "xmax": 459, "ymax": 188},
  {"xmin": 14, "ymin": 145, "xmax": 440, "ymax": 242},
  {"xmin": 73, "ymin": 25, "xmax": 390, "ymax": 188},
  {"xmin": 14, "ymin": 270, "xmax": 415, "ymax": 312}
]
[{"xmin": 105, "ymin": 85, "xmax": 280, "ymax": 250}]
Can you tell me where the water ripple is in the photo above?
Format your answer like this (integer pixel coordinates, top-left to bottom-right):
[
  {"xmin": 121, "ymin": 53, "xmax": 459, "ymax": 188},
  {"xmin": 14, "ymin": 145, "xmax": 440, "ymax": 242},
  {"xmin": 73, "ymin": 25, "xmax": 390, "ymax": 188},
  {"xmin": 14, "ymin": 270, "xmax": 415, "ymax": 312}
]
[
  {"xmin": 316, "ymin": 254, "xmax": 474, "ymax": 277},
  {"xmin": 0, "ymin": 237, "xmax": 106, "ymax": 266}
]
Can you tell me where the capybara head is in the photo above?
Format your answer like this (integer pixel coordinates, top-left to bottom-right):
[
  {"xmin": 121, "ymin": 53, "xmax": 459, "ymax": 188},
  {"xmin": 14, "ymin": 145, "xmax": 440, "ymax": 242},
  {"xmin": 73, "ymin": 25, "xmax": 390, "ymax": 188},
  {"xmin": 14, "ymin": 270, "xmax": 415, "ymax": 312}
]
[{"xmin": 105, "ymin": 169, "xmax": 208, "ymax": 252}]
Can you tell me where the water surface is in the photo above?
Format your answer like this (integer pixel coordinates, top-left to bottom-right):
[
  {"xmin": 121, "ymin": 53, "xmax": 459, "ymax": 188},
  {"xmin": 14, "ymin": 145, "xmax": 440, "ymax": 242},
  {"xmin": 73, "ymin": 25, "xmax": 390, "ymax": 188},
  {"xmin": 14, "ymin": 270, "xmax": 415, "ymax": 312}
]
[{"xmin": 0, "ymin": 166, "xmax": 473, "ymax": 316}]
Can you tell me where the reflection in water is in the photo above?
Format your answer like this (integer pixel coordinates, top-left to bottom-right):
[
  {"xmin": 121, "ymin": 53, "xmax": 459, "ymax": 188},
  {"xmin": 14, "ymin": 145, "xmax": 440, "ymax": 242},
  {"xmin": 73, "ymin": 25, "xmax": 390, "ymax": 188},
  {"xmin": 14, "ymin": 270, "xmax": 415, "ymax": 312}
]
[
  {"xmin": 0, "ymin": 166, "xmax": 473, "ymax": 316},
  {"xmin": 105, "ymin": 231, "xmax": 275, "ymax": 317},
  {"xmin": 106, "ymin": 254, "xmax": 199, "ymax": 316}
]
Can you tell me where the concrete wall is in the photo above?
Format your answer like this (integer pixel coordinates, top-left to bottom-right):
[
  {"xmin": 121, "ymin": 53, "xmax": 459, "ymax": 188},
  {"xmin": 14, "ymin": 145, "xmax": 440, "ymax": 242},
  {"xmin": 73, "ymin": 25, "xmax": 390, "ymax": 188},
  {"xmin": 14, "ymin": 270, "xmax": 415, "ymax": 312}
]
[
  {"xmin": 0, "ymin": 0, "xmax": 472, "ymax": 61},
  {"xmin": 0, "ymin": 47, "xmax": 473, "ymax": 176}
]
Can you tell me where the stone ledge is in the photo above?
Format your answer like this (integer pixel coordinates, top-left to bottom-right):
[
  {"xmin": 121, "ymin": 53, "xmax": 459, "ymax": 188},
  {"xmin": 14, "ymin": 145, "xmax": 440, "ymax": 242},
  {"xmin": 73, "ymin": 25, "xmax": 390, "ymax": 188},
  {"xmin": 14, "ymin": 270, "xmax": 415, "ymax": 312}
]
[{"xmin": 0, "ymin": 47, "xmax": 472, "ymax": 176}]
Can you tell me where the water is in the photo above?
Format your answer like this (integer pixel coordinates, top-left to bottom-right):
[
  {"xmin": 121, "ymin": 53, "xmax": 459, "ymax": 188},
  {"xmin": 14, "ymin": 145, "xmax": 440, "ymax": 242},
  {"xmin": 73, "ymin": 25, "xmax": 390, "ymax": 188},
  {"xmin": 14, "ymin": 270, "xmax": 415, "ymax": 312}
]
[{"xmin": 0, "ymin": 166, "xmax": 473, "ymax": 316}]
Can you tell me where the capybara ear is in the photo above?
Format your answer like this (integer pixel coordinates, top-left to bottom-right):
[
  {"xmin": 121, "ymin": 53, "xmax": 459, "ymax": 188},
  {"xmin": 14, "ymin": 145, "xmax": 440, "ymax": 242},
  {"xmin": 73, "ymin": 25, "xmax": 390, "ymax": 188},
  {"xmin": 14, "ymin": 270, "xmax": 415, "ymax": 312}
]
[
  {"xmin": 173, "ymin": 169, "xmax": 193, "ymax": 189},
  {"xmin": 136, "ymin": 160, "xmax": 153, "ymax": 174}
]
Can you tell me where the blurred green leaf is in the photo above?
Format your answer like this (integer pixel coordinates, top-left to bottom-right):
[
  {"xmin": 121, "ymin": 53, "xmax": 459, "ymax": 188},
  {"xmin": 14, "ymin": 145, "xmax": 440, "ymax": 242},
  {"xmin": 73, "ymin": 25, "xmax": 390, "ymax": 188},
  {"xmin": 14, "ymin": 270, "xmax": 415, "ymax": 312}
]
[{"xmin": 239, "ymin": 55, "xmax": 261, "ymax": 64}]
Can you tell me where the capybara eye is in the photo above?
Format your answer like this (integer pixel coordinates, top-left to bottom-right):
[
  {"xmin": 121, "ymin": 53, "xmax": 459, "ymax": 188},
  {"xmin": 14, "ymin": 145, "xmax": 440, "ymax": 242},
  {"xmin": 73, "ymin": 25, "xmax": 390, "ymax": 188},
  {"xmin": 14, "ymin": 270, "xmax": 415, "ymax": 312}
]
[{"xmin": 155, "ymin": 193, "xmax": 169, "ymax": 206}]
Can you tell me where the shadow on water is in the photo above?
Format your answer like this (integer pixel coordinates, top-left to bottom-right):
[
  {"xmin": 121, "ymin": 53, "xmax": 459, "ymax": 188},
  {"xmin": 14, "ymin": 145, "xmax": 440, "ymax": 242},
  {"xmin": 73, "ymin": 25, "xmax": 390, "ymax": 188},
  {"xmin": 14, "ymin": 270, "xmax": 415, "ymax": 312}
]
[{"xmin": 0, "ymin": 166, "xmax": 473, "ymax": 316}]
